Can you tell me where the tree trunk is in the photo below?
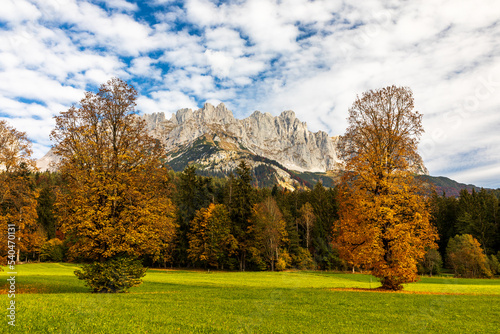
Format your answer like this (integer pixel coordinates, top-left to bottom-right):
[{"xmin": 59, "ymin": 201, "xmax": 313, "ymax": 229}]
[{"xmin": 306, "ymin": 225, "xmax": 310, "ymax": 249}]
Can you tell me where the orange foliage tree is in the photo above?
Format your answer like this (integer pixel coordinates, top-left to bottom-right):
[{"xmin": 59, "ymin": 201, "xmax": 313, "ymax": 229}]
[
  {"xmin": 251, "ymin": 197, "xmax": 288, "ymax": 271},
  {"xmin": 187, "ymin": 203, "xmax": 237, "ymax": 269},
  {"xmin": 446, "ymin": 234, "xmax": 492, "ymax": 278},
  {"xmin": 51, "ymin": 78, "xmax": 176, "ymax": 264},
  {"xmin": 0, "ymin": 121, "xmax": 41, "ymax": 266},
  {"xmin": 335, "ymin": 86, "xmax": 438, "ymax": 290}
]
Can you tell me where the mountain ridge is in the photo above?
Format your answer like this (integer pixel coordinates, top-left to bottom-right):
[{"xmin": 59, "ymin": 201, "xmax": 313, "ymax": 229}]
[{"xmin": 143, "ymin": 102, "xmax": 343, "ymax": 173}]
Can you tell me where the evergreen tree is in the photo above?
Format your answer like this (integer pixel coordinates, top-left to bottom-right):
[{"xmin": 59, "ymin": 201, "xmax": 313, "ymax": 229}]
[
  {"xmin": 429, "ymin": 192, "xmax": 459, "ymax": 257},
  {"xmin": 228, "ymin": 161, "xmax": 254, "ymax": 271},
  {"xmin": 310, "ymin": 183, "xmax": 338, "ymax": 269},
  {"xmin": 457, "ymin": 189, "xmax": 498, "ymax": 254},
  {"xmin": 173, "ymin": 166, "xmax": 214, "ymax": 266},
  {"xmin": 35, "ymin": 172, "xmax": 58, "ymax": 240}
]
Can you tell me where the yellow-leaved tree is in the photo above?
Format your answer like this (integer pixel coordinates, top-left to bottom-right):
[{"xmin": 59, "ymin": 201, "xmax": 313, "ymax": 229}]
[
  {"xmin": 51, "ymin": 78, "xmax": 177, "ymax": 292},
  {"xmin": 187, "ymin": 203, "xmax": 237, "ymax": 269},
  {"xmin": 251, "ymin": 197, "xmax": 288, "ymax": 271},
  {"xmin": 0, "ymin": 120, "xmax": 40, "ymax": 266},
  {"xmin": 335, "ymin": 85, "xmax": 438, "ymax": 290}
]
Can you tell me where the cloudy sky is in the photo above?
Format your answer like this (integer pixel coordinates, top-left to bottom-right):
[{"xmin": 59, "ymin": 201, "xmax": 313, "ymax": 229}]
[{"xmin": 1, "ymin": 0, "xmax": 499, "ymax": 188}]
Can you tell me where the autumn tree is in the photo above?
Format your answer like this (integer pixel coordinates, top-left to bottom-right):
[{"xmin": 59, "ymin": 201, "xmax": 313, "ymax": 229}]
[
  {"xmin": 0, "ymin": 121, "xmax": 40, "ymax": 266},
  {"xmin": 187, "ymin": 203, "xmax": 237, "ymax": 269},
  {"xmin": 51, "ymin": 78, "xmax": 176, "ymax": 291},
  {"xmin": 446, "ymin": 234, "xmax": 492, "ymax": 278},
  {"xmin": 297, "ymin": 202, "xmax": 315, "ymax": 249},
  {"xmin": 335, "ymin": 86, "xmax": 438, "ymax": 290},
  {"xmin": 251, "ymin": 197, "xmax": 287, "ymax": 271}
]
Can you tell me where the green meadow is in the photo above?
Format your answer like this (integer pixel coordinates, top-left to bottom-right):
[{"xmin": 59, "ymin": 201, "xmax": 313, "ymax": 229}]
[{"xmin": 1, "ymin": 263, "xmax": 500, "ymax": 333}]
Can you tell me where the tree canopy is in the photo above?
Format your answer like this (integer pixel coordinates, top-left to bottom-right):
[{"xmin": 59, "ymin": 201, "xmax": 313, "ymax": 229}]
[{"xmin": 51, "ymin": 78, "xmax": 176, "ymax": 263}]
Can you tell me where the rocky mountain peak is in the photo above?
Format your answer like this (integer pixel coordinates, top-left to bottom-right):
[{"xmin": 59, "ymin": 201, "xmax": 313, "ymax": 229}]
[
  {"xmin": 143, "ymin": 111, "xmax": 166, "ymax": 130},
  {"xmin": 36, "ymin": 101, "xmax": 428, "ymax": 185},
  {"xmin": 198, "ymin": 102, "xmax": 235, "ymax": 124},
  {"xmin": 169, "ymin": 103, "xmax": 235, "ymax": 125},
  {"xmin": 279, "ymin": 110, "xmax": 296, "ymax": 121},
  {"xmin": 144, "ymin": 102, "xmax": 343, "ymax": 173},
  {"xmin": 172, "ymin": 108, "xmax": 193, "ymax": 124}
]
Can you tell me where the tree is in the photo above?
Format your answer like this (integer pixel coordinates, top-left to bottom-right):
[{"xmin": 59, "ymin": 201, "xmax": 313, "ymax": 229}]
[
  {"xmin": 418, "ymin": 248, "xmax": 443, "ymax": 277},
  {"xmin": 251, "ymin": 197, "xmax": 287, "ymax": 271},
  {"xmin": 488, "ymin": 254, "xmax": 499, "ymax": 275},
  {"xmin": 297, "ymin": 202, "xmax": 315, "ymax": 249},
  {"xmin": 35, "ymin": 172, "xmax": 59, "ymax": 240},
  {"xmin": 309, "ymin": 183, "xmax": 339, "ymax": 270},
  {"xmin": 187, "ymin": 203, "xmax": 237, "ymax": 269},
  {"xmin": 456, "ymin": 189, "xmax": 498, "ymax": 254},
  {"xmin": 0, "ymin": 120, "xmax": 35, "ymax": 172},
  {"xmin": 335, "ymin": 86, "xmax": 438, "ymax": 290},
  {"xmin": 51, "ymin": 78, "xmax": 177, "ymax": 290},
  {"xmin": 0, "ymin": 121, "xmax": 39, "ymax": 266},
  {"xmin": 429, "ymin": 191, "xmax": 459, "ymax": 257},
  {"xmin": 446, "ymin": 234, "xmax": 492, "ymax": 278},
  {"xmin": 173, "ymin": 166, "xmax": 213, "ymax": 266},
  {"xmin": 228, "ymin": 161, "xmax": 255, "ymax": 271}
]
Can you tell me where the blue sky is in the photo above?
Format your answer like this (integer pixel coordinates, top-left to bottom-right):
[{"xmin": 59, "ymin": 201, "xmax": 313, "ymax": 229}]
[{"xmin": 1, "ymin": 0, "xmax": 499, "ymax": 188}]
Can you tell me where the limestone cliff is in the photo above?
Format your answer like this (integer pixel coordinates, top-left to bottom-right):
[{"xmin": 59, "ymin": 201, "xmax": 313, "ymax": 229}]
[{"xmin": 143, "ymin": 102, "xmax": 342, "ymax": 173}]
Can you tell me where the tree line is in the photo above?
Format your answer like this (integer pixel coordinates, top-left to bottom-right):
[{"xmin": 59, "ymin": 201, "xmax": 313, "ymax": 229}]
[
  {"xmin": 18, "ymin": 164, "xmax": 340, "ymax": 272},
  {"xmin": 7, "ymin": 159, "xmax": 500, "ymax": 276}
]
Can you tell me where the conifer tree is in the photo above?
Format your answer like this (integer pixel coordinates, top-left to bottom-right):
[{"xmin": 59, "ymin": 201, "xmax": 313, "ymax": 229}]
[{"xmin": 228, "ymin": 161, "xmax": 254, "ymax": 270}]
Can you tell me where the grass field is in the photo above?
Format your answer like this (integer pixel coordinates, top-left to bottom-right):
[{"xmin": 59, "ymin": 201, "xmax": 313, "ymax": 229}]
[{"xmin": 1, "ymin": 263, "xmax": 500, "ymax": 333}]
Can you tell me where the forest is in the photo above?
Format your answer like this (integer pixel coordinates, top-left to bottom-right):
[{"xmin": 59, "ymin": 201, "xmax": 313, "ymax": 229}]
[{"xmin": 10, "ymin": 163, "xmax": 500, "ymax": 278}]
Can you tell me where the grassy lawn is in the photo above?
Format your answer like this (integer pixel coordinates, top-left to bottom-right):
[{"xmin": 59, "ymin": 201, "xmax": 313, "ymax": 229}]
[{"xmin": 1, "ymin": 263, "xmax": 500, "ymax": 333}]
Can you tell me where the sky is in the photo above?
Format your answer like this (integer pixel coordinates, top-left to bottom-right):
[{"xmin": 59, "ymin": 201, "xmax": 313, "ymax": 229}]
[{"xmin": 0, "ymin": 0, "xmax": 499, "ymax": 188}]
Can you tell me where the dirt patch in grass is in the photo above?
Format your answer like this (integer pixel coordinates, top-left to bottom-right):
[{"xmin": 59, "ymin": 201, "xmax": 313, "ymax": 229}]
[
  {"xmin": 0, "ymin": 284, "xmax": 50, "ymax": 294},
  {"xmin": 329, "ymin": 287, "xmax": 475, "ymax": 296}
]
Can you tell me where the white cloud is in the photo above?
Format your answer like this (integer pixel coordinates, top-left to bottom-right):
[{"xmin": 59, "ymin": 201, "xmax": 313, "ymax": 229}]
[
  {"xmin": 128, "ymin": 57, "xmax": 162, "ymax": 80},
  {"xmin": 136, "ymin": 91, "xmax": 198, "ymax": 116},
  {"xmin": 0, "ymin": 0, "xmax": 499, "ymax": 187},
  {"xmin": 98, "ymin": 0, "xmax": 138, "ymax": 12},
  {"xmin": 0, "ymin": 0, "xmax": 41, "ymax": 25},
  {"xmin": 0, "ymin": 69, "xmax": 83, "ymax": 103}
]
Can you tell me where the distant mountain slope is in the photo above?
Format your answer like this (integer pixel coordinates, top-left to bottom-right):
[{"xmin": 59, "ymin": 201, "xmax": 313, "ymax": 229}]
[{"xmin": 417, "ymin": 175, "xmax": 480, "ymax": 197}]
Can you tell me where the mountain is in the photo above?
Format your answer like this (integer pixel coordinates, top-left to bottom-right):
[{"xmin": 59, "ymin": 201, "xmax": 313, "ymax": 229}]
[
  {"xmin": 417, "ymin": 175, "xmax": 480, "ymax": 197},
  {"xmin": 142, "ymin": 102, "xmax": 346, "ymax": 189},
  {"xmin": 144, "ymin": 103, "xmax": 342, "ymax": 171}
]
